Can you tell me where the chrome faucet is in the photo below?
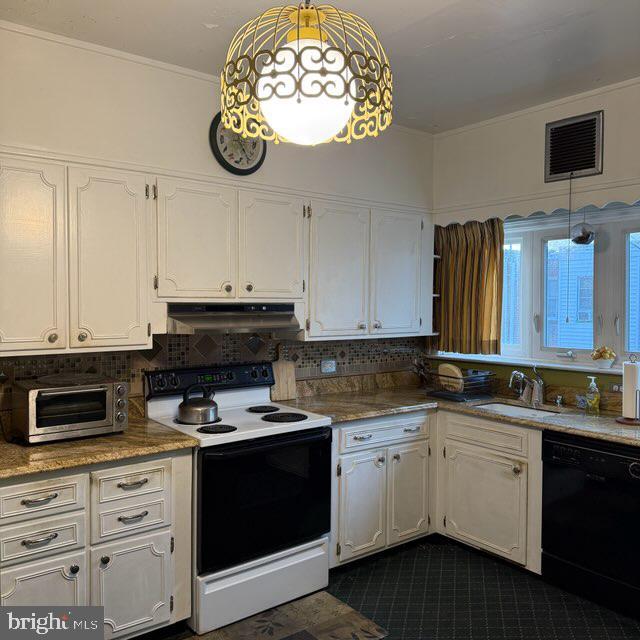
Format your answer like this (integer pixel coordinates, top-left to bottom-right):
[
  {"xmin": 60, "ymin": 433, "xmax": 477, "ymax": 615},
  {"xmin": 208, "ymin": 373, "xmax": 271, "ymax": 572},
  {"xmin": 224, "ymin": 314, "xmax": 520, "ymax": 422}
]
[{"xmin": 509, "ymin": 367, "xmax": 545, "ymax": 408}]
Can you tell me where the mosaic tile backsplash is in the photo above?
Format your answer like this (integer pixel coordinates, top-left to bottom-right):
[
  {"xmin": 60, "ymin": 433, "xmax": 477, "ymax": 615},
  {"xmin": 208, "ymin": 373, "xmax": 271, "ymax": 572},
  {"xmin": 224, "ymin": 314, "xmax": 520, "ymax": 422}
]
[{"xmin": 0, "ymin": 335, "xmax": 426, "ymax": 402}]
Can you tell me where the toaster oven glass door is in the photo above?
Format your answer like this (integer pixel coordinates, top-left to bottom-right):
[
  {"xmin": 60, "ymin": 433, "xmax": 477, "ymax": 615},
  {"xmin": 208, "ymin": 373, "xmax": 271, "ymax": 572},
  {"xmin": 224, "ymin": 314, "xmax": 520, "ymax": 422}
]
[{"xmin": 34, "ymin": 387, "xmax": 113, "ymax": 431}]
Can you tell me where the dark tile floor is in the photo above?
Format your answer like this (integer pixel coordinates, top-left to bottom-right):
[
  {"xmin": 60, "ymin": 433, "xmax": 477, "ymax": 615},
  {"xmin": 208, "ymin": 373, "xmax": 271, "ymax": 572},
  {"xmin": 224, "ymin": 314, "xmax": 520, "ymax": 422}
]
[{"xmin": 327, "ymin": 536, "xmax": 640, "ymax": 640}]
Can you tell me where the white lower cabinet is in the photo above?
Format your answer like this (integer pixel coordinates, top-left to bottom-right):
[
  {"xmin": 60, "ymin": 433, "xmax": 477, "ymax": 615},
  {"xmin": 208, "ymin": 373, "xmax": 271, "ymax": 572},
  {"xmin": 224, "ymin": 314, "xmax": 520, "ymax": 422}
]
[
  {"xmin": 335, "ymin": 413, "xmax": 432, "ymax": 564},
  {"xmin": 0, "ymin": 452, "xmax": 192, "ymax": 640},
  {"xmin": 92, "ymin": 530, "xmax": 173, "ymax": 640},
  {"xmin": 1, "ymin": 550, "xmax": 88, "ymax": 606},
  {"xmin": 337, "ymin": 449, "xmax": 387, "ymax": 562},
  {"xmin": 387, "ymin": 441, "xmax": 429, "ymax": 546}
]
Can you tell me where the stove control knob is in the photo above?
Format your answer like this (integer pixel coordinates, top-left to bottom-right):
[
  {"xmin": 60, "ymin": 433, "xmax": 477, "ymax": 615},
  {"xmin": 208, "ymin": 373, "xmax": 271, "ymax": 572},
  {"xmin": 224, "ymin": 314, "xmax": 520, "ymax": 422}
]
[
  {"xmin": 261, "ymin": 369, "xmax": 269, "ymax": 377},
  {"xmin": 226, "ymin": 372, "xmax": 234, "ymax": 381},
  {"xmin": 116, "ymin": 384, "xmax": 127, "ymax": 396},
  {"xmin": 168, "ymin": 374, "xmax": 179, "ymax": 388},
  {"xmin": 115, "ymin": 412, "xmax": 126, "ymax": 423},
  {"xmin": 155, "ymin": 375, "xmax": 166, "ymax": 389},
  {"xmin": 251, "ymin": 370, "xmax": 259, "ymax": 379},
  {"xmin": 116, "ymin": 399, "xmax": 127, "ymax": 409}
]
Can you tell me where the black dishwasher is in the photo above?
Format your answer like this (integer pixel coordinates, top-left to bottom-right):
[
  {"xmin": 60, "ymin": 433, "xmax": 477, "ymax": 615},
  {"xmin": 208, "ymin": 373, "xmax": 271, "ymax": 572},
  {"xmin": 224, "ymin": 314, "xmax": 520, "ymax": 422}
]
[{"xmin": 542, "ymin": 431, "xmax": 640, "ymax": 616}]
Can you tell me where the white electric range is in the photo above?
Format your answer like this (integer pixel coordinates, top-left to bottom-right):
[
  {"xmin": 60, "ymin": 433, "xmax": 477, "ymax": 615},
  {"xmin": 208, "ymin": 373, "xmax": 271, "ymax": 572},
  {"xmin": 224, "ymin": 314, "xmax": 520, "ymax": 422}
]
[{"xmin": 145, "ymin": 362, "xmax": 332, "ymax": 634}]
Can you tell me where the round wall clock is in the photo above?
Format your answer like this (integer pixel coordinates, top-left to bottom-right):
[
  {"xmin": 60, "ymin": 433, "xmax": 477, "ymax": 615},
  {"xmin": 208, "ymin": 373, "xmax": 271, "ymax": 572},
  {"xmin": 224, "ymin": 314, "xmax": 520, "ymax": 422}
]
[{"xmin": 209, "ymin": 112, "xmax": 267, "ymax": 176}]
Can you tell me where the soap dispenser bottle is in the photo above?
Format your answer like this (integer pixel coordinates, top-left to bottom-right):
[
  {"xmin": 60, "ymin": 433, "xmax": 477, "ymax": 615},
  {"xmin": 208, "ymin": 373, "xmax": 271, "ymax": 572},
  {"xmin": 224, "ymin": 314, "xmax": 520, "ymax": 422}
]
[{"xmin": 586, "ymin": 376, "xmax": 600, "ymax": 416}]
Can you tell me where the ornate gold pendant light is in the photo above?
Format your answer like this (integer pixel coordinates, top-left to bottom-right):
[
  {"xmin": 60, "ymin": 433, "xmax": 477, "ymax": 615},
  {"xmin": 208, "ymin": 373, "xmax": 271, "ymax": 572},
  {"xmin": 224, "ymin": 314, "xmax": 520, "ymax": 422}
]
[{"xmin": 221, "ymin": 1, "xmax": 392, "ymax": 146}]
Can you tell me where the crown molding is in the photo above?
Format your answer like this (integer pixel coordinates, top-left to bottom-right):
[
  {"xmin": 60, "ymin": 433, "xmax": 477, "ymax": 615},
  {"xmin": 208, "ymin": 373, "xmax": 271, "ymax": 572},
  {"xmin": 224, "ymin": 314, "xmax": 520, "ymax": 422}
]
[
  {"xmin": 0, "ymin": 19, "xmax": 220, "ymax": 85},
  {"xmin": 434, "ymin": 75, "xmax": 640, "ymax": 140}
]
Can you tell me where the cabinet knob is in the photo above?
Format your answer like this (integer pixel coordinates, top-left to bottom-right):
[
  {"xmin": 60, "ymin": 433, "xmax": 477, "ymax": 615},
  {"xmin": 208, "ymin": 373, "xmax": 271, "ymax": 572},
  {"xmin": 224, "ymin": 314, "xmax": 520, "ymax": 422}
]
[
  {"xmin": 373, "ymin": 321, "xmax": 382, "ymax": 329},
  {"xmin": 101, "ymin": 556, "xmax": 110, "ymax": 565},
  {"xmin": 357, "ymin": 322, "xmax": 367, "ymax": 330},
  {"xmin": 512, "ymin": 463, "xmax": 522, "ymax": 476},
  {"xmin": 69, "ymin": 564, "xmax": 80, "ymax": 575},
  {"xmin": 224, "ymin": 284, "xmax": 233, "ymax": 293},
  {"xmin": 393, "ymin": 453, "xmax": 401, "ymax": 462},
  {"xmin": 47, "ymin": 333, "xmax": 58, "ymax": 343},
  {"xmin": 78, "ymin": 332, "xmax": 88, "ymax": 342},
  {"xmin": 245, "ymin": 283, "xmax": 254, "ymax": 292},
  {"xmin": 377, "ymin": 456, "xmax": 386, "ymax": 464}
]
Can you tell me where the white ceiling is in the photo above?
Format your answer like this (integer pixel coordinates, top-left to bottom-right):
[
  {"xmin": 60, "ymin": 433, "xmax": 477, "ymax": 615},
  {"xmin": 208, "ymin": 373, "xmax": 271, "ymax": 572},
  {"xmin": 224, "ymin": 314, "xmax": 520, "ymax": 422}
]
[{"xmin": 2, "ymin": 0, "xmax": 640, "ymax": 132}]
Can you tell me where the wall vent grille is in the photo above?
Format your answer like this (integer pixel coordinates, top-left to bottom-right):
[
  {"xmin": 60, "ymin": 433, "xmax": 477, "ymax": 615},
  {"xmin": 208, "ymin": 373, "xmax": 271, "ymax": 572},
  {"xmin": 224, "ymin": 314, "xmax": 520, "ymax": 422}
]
[{"xmin": 545, "ymin": 111, "xmax": 603, "ymax": 182}]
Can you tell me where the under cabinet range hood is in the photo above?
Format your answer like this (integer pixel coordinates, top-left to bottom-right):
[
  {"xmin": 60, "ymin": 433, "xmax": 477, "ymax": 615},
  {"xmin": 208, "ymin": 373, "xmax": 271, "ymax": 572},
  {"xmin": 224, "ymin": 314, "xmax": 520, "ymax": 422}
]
[{"xmin": 166, "ymin": 303, "xmax": 302, "ymax": 335}]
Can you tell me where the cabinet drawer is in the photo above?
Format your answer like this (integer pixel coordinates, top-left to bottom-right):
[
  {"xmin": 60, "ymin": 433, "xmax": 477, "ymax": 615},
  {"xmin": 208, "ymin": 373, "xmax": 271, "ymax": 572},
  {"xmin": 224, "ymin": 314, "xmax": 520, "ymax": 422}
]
[
  {"xmin": 92, "ymin": 499, "xmax": 169, "ymax": 543},
  {"xmin": 0, "ymin": 474, "xmax": 88, "ymax": 525},
  {"xmin": 91, "ymin": 459, "xmax": 171, "ymax": 507},
  {"xmin": 0, "ymin": 512, "xmax": 85, "ymax": 566},
  {"xmin": 340, "ymin": 416, "xmax": 428, "ymax": 452},
  {"xmin": 443, "ymin": 412, "xmax": 529, "ymax": 457}
]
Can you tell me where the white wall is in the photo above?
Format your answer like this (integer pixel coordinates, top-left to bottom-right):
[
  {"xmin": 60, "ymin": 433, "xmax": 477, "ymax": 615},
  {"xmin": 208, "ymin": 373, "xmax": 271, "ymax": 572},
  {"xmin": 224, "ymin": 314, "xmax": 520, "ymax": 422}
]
[
  {"xmin": 0, "ymin": 22, "xmax": 433, "ymax": 210},
  {"xmin": 433, "ymin": 77, "xmax": 640, "ymax": 225}
]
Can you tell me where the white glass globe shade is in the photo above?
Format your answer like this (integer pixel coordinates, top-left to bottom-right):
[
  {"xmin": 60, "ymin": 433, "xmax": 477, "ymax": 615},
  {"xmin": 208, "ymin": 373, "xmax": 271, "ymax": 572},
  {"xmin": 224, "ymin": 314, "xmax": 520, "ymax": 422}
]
[{"xmin": 257, "ymin": 39, "xmax": 354, "ymax": 145}]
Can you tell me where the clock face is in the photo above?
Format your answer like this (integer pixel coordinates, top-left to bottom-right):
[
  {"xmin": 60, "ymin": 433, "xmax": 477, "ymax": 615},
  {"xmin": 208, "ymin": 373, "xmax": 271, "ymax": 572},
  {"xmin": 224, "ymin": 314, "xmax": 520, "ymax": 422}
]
[{"xmin": 209, "ymin": 112, "xmax": 267, "ymax": 176}]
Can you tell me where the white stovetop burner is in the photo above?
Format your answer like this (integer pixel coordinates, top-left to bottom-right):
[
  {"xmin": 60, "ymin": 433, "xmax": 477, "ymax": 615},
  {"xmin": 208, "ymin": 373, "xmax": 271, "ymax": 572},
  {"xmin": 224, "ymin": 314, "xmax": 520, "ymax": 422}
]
[{"xmin": 147, "ymin": 385, "xmax": 331, "ymax": 446}]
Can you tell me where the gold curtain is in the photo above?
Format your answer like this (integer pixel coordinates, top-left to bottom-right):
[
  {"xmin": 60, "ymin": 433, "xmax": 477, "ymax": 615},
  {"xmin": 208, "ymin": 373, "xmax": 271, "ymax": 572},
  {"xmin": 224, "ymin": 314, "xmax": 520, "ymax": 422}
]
[{"xmin": 434, "ymin": 218, "xmax": 504, "ymax": 354}]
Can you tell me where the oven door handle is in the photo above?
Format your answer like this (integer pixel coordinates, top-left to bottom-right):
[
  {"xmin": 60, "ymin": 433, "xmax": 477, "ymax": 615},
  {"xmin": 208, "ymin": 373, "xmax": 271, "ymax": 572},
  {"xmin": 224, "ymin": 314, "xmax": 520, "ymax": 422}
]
[
  {"xmin": 38, "ymin": 387, "xmax": 108, "ymax": 397},
  {"xmin": 202, "ymin": 428, "xmax": 331, "ymax": 459}
]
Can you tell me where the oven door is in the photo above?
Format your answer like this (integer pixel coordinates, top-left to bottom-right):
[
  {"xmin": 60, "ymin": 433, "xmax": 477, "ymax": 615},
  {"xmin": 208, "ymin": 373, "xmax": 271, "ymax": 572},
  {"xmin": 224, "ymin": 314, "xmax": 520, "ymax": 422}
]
[
  {"xmin": 29, "ymin": 386, "xmax": 114, "ymax": 437},
  {"xmin": 197, "ymin": 427, "xmax": 332, "ymax": 574}
]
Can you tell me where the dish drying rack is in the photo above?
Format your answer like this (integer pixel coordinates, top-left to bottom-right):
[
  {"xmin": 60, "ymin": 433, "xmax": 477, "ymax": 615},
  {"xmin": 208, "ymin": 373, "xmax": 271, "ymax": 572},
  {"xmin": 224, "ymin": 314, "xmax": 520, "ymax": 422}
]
[{"xmin": 416, "ymin": 364, "xmax": 496, "ymax": 402}]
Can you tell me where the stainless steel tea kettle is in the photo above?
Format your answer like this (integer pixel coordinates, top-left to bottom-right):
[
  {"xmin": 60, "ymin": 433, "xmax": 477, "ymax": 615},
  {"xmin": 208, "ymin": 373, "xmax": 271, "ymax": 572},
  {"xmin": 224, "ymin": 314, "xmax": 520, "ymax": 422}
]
[{"xmin": 178, "ymin": 385, "xmax": 218, "ymax": 425}]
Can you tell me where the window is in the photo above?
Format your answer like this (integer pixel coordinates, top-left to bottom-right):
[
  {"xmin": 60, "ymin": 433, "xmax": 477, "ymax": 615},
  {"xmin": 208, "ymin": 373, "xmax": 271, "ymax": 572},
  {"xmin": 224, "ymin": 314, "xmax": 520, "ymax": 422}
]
[
  {"xmin": 543, "ymin": 238, "xmax": 594, "ymax": 350},
  {"xmin": 501, "ymin": 241, "xmax": 522, "ymax": 350},
  {"xmin": 627, "ymin": 231, "xmax": 640, "ymax": 353}
]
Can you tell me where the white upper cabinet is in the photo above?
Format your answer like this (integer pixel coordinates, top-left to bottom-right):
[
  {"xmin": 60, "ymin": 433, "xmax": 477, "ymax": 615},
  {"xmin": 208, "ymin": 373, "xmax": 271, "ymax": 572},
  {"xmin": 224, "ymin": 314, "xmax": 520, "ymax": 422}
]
[
  {"xmin": 238, "ymin": 190, "xmax": 305, "ymax": 299},
  {"xmin": 68, "ymin": 167, "xmax": 150, "ymax": 349},
  {"xmin": 157, "ymin": 178, "xmax": 237, "ymax": 299},
  {"xmin": 308, "ymin": 201, "xmax": 370, "ymax": 337},
  {"xmin": 0, "ymin": 157, "xmax": 67, "ymax": 351},
  {"xmin": 370, "ymin": 209, "xmax": 422, "ymax": 335}
]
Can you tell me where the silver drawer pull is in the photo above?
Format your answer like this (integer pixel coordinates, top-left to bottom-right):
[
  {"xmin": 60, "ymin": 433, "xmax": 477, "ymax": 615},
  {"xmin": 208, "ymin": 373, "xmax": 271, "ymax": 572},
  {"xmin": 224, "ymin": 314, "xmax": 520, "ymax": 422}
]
[
  {"xmin": 353, "ymin": 434, "xmax": 373, "ymax": 441},
  {"xmin": 21, "ymin": 492, "xmax": 59, "ymax": 507},
  {"xmin": 403, "ymin": 427, "xmax": 420, "ymax": 433},
  {"xmin": 117, "ymin": 478, "xmax": 149, "ymax": 490},
  {"xmin": 21, "ymin": 532, "xmax": 59, "ymax": 548},
  {"xmin": 117, "ymin": 510, "xmax": 149, "ymax": 524}
]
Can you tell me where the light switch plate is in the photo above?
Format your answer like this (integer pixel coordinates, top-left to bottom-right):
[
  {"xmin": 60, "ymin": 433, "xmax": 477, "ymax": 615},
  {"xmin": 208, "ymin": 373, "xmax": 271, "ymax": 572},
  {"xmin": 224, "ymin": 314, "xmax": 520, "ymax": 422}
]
[{"xmin": 321, "ymin": 358, "xmax": 337, "ymax": 374}]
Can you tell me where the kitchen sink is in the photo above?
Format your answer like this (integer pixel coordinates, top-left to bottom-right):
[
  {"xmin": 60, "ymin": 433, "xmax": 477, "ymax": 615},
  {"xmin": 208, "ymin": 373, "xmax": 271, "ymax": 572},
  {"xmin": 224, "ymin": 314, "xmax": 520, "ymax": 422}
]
[{"xmin": 476, "ymin": 402, "xmax": 560, "ymax": 420}]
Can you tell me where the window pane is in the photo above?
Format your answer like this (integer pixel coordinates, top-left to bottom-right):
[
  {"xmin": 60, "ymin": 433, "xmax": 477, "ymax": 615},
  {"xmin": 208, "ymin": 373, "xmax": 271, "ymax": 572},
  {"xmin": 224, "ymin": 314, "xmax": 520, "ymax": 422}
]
[
  {"xmin": 501, "ymin": 242, "xmax": 522, "ymax": 348},
  {"xmin": 627, "ymin": 232, "xmax": 640, "ymax": 352},
  {"xmin": 544, "ymin": 238, "xmax": 593, "ymax": 350}
]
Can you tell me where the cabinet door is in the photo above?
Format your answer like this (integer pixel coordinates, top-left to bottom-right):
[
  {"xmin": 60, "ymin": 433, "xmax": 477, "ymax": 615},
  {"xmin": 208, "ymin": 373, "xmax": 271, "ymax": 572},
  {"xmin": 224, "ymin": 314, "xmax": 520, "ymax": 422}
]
[
  {"xmin": 444, "ymin": 441, "xmax": 527, "ymax": 564},
  {"xmin": 91, "ymin": 530, "xmax": 172, "ymax": 640},
  {"xmin": 0, "ymin": 156, "xmax": 66, "ymax": 351},
  {"xmin": 308, "ymin": 201, "xmax": 370, "ymax": 337},
  {"xmin": 337, "ymin": 449, "xmax": 386, "ymax": 562},
  {"xmin": 387, "ymin": 441, "xmax": 429, "ymax": 545},
  {"xmin": 68, "ymin": 167, "xmax": 150, "ymax": 348},
  {"xmin": 1, "ymin": 550, "xmax": 87, "ymax": 606},
  {"xmin": 238, "ymin": 190, "xmax": 304, "ymax": 298},
  {"xmin": 370, "ymin": 209, "xmax": 422, "ymax": 335},
  {"xmin": 157, "ymin": 178, "xmax": 237, "ymax": 299}
]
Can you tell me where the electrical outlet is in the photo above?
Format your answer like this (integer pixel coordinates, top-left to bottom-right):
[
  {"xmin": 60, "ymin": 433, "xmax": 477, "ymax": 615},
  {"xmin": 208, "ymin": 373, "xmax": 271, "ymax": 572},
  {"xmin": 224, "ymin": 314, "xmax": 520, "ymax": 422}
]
[
  {"xmin": 610, "ymin": 383, "xmax": 622, "ymax": 393},
  {"xmin": 320, "ymin": 358, "xmax": 337, "ymax": 374}
]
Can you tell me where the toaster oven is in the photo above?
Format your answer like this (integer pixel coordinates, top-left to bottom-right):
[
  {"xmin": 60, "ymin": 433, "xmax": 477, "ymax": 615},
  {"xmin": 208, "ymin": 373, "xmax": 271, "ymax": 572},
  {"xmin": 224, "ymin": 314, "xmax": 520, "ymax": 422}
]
[{"xmin": 8, "ymin": 374, "xmax": 128, "ymax": 444}]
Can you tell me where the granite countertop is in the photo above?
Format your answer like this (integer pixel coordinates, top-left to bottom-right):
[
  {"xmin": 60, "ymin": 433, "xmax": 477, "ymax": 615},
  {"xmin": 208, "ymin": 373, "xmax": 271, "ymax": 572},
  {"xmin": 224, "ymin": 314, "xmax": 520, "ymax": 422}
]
[
  {"xmin": 290, "ymin": 388, "xmax": 438, "ymax": 423},
  {"xmin": 0, "ymin": 414, "xmax": 198, "ymax": 481},
  {"xmin": 292, "ymin": 387, "xmax": 640, "ymax": 447}
]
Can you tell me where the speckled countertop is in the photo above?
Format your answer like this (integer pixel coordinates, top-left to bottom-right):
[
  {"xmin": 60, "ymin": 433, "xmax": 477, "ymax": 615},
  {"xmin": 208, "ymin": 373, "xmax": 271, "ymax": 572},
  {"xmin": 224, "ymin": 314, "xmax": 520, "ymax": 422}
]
[
  {"xmin": 291, "ymin": 387, "xmax": 640, "ymax": 447},
  {"xmin": 0, "ymin": 414, "xmax": 197, "ymax": 481},
  {"xmin": 289, "ymin": 388, "xmax": 438, "ymax": 423}
]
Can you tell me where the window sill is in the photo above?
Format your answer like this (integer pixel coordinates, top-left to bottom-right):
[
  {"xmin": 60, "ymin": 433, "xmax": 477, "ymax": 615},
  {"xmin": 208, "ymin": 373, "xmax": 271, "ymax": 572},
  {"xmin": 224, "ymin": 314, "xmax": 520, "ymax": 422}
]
[{"xmin": 430, "ymin": 352, "xmax": 623, "ymax": 376}]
